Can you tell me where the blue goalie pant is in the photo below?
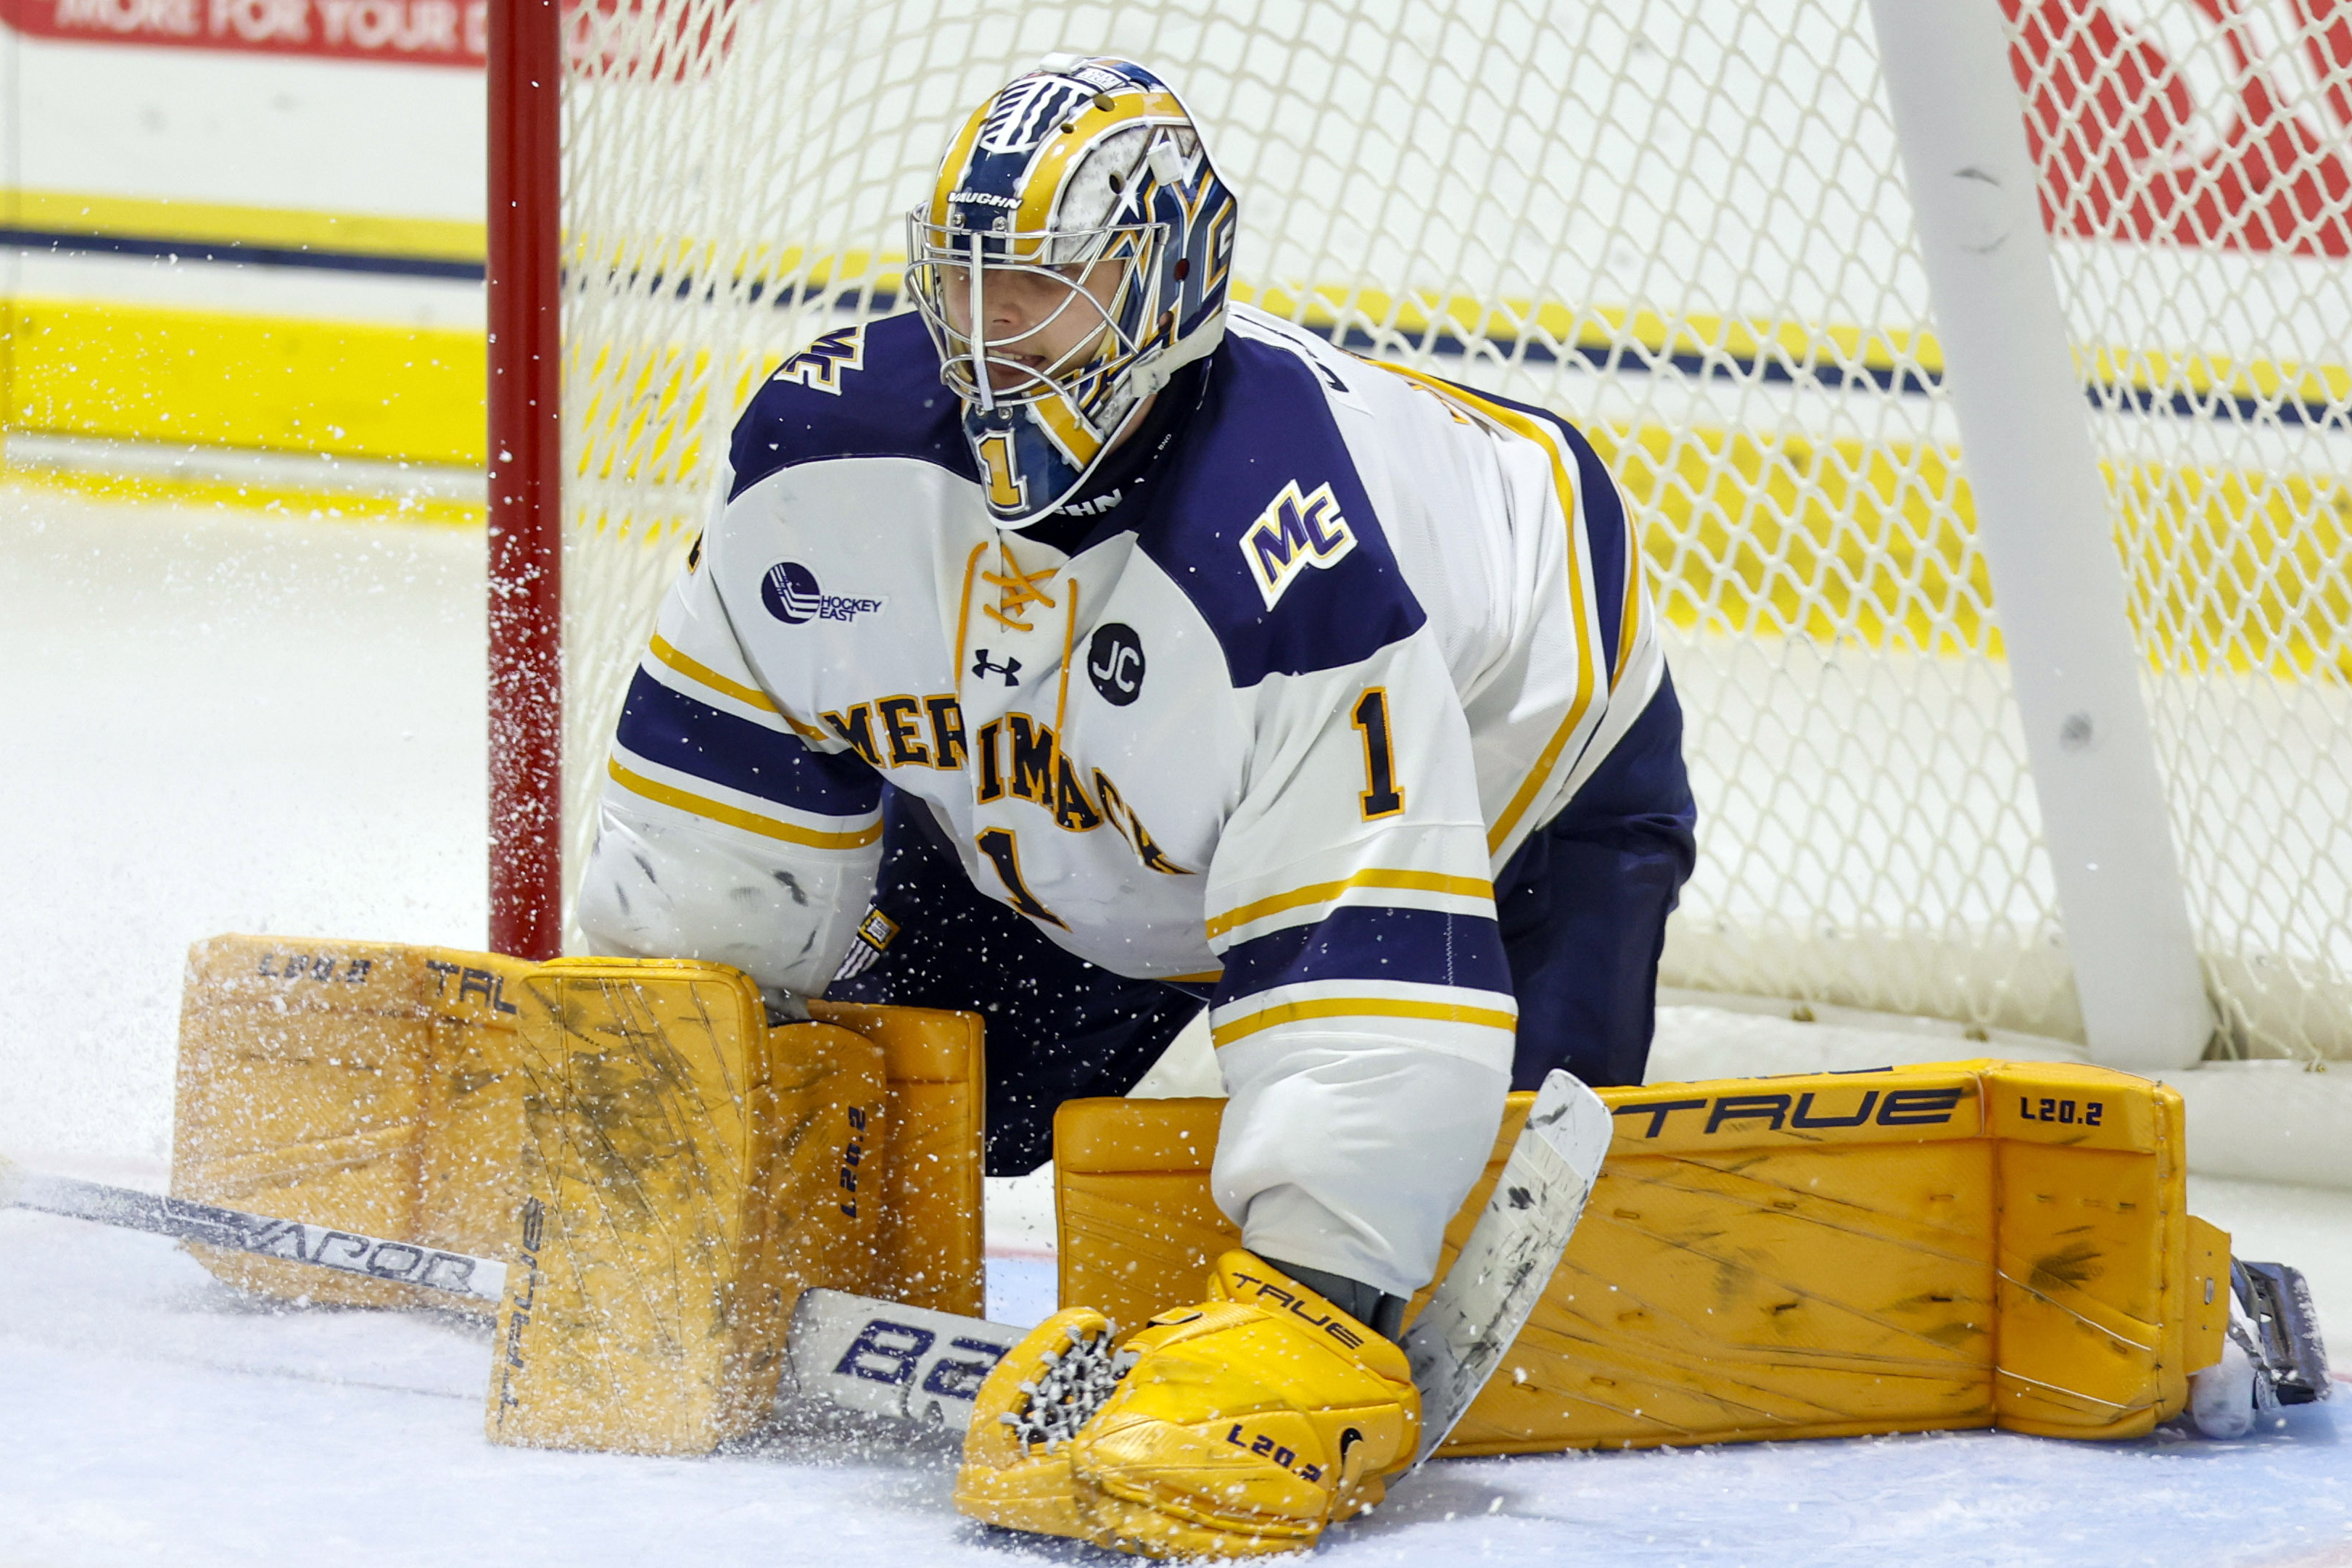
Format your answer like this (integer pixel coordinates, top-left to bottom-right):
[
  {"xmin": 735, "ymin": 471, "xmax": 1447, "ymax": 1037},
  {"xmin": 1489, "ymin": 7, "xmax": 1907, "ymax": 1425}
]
[{"xmin": 828, "ymin": 673, "xmax": 1698, "ymax": 1176}]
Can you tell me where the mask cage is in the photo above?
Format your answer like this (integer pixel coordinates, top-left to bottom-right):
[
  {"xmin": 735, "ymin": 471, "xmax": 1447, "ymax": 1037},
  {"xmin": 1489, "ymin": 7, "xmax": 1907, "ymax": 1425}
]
[{"xmin": 906, "ymin": 215, "xmax": 1168, "ymax": 425}]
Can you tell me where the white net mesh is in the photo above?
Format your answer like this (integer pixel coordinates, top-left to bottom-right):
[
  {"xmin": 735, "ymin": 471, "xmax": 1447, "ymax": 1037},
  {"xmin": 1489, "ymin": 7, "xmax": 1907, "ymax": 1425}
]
[
  {"xmin": 2008, "ymin": 0, "xmax": 2352, "ymax": 1060},
  {"xmin": 554, "ymin": 0, "xmax": 2352, "ymax": 1059}
]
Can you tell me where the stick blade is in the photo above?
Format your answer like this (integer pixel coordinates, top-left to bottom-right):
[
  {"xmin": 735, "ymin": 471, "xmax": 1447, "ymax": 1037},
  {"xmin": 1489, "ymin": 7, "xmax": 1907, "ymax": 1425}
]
[
  {"xmin": 1403, "ymin": 1068, "xmax": 1611, "ymax": 1466},
  {"xmin": 784, "ymin": 1287, "xmax": 1025, "ymax": 1433}
]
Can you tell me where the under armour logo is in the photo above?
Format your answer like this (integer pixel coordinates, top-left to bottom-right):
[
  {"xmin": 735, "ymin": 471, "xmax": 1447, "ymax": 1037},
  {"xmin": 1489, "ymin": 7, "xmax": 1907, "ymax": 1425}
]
[{"xmin": 972, "ymin": 649, "xmax": 1022, "ymax": 686}]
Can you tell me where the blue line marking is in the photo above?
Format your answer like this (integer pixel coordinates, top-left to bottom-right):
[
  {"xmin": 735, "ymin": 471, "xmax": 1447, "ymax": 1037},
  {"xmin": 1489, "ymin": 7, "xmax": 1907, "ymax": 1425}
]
[{"xmin": 4, "ymin": 228, "xmax": 484, "ymax": 281}]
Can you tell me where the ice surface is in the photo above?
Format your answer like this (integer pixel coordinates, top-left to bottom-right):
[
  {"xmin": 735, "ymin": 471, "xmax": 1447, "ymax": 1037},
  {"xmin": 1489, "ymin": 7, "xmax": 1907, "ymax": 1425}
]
[
  {"xmin": 0, "ymin": 490, "xmax": 487, "ymax": 1163},
  {"xmin": 3, "ymin": 1197, "xmax": 2347, "ymax": 1568},
  {"xmin": 5, "ymin": 485, "xmax": 2350, "ymax": 1566}
]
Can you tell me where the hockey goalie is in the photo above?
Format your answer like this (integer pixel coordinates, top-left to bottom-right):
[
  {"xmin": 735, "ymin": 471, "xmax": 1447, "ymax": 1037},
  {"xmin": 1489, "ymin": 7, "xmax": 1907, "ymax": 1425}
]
[
  {"xmin": 113, "ymin": 50, "xmax": 2316, "ymax": 1566},
  {"xmin": 567, "ymin": 51, "xmax": 1696, "ymax": 1557}
]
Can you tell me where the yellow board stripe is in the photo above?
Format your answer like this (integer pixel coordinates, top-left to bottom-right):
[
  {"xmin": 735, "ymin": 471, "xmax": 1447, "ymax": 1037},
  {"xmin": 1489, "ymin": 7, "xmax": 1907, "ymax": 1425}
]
[
  {"xmin": 9, "ymin": 189, "xmax": 485, "ymax": 264},
  {"xmin": 0, "ymin": 458, "xmax": 482, "ymax": 527},
  {"xmin": 8, "ymin": 284, "xmax": 2339, "ymax": 689},
  {"xmin": 1211, "ymin": 996, "xmax": 1518, "ymax": 1048},
  {"xmin": 606, "ymin": 757, "xmax": 881, "ymax": 849},
  {"xmin": 4, "ymin": 297, "xmax": 484, "ymax": 466},
  {"xmin": 1205, "ymin": 869, "xmax": 1494, "ymax": 941},
  {"xmin": 1229, "ymin": 279, "xmax": 2352, "ymax": 420},
  {"xmin": 11, "ymin": 186, "xmax": 2340, "ymax": 418},
  {"xmin": 1604, "ymin": 424, "xmax": 2352, "ymax": 683}
]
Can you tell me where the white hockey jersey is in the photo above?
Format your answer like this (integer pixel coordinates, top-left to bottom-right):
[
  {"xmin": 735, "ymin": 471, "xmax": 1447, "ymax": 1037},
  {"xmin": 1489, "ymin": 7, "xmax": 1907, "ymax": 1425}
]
[{"xmin": 577, "ymin": 303, "xmax": 1667, "ymax": 1295}]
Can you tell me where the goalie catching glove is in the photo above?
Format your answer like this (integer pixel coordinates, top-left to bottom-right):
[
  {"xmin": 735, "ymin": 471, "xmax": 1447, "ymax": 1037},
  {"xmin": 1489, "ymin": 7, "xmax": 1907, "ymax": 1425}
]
[{"xmin": 954, "ymin": 1251, "xmax": 1419, "ymax": 1557}]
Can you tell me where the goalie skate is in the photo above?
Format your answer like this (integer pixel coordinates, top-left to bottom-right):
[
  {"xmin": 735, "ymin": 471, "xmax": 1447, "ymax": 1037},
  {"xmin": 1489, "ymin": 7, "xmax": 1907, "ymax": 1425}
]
[
  {"xmin": 2189, "ymin": 1259, "xmax": 2332, "ymax": 1438},
  {"xmin": 2235, "ymin": 1260, "xmax": 2332, "ymax": 1408}
]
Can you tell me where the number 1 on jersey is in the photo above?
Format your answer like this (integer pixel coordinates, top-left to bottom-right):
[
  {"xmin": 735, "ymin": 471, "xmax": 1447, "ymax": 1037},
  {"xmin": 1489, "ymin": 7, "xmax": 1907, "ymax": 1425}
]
[
  {"xmin": 1352, "ymin": 688, "xmax": 1405, "ymax": 820},
  {"xmin": 976, "ymin": 827, "xmax": 1066, "ymax": 928},
  {"xmin": 976, "ymin": 432, "xmax": 1028, "ymax": 513}
]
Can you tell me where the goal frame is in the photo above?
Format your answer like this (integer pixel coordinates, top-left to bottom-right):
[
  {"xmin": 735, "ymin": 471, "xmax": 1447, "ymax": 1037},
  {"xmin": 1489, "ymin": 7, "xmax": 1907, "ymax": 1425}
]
[{"xmin": 486, "ymin": 0, "xmax": 564, "ymax": 963}]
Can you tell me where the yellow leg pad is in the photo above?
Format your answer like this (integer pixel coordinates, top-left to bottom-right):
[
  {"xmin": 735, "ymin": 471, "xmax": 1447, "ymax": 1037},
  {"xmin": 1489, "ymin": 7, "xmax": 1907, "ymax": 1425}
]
[
  {"xmin": 767, "ymin": 1016, "xmax": 888, "ymax": 1313},
  {"xmin": 2184, "ymin": 1214, "xmax": 2232, "ymax": 1384},
  {"xmin": 1056, "ymin": 1096, "xmax": 1234, "ymax": 1333},
  {"xmin": 1054, "ymin": 1060, "xmax": 2222, "ymax": 1455},
  {"xmin": 487, "ymin": 959, "xmax": 800, "ymax": 1454},
  {"xmin": 812, "ymin": 1000, "xmax": 987, "ymax": 1318},
  {"xmin": 173, "ymin": 935, "xmax": 989, "ymax": 1324},
  {"xmin": 172, "ymin": 934, "xmax": 531, "ymax": 1310},
  {"xmin": 1982, "ymin": 1062, "xmax": 2195, "ymax": 1438}
]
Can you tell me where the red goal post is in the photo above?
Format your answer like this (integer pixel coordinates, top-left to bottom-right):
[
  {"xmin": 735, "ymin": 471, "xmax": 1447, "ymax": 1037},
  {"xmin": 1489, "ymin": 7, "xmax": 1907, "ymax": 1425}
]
[
  {"xmin": 485, "ymin": 0, "xmax": 562, "ymax": 962},
  {"xmin": 485, "ymin": 0, "xmax": 2352, "ymax": 1066}
]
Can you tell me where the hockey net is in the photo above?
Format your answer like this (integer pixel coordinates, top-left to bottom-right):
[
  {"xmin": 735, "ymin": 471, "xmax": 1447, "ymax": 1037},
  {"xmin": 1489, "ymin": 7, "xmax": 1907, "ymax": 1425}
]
[{"xmin": 548, "ymin": 0, "xmax": 2352, "ymax": 1061}]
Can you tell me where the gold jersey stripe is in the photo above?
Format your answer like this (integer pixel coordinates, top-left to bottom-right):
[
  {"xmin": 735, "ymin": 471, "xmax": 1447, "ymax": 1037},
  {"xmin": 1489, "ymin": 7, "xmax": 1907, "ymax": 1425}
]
[
  {"xmin": 649, "ymin": 633, "xmax": 774, "ymax": 711},
  {"xmin": 606, "ymin": 758, "xmax": 882, "ymax": 850},
  {"xmin": 648, "ymin": 634, "xmax": 832, "ymax": 742},
  {"xmin": 1210, "ymin": 996, "xmax": 1518, "ymax": 1047},
  {"xmin": 1055, "ymin": 579, "xmax": 1081, "ymax": 734},
  {"xmin": 1612, "ymin": 503, "xmax": 1645, "ymax": 691},
  {"xmin": 1205, "ymin": 869, "xmax": 1495, "ymax": 941},
  {"xmin": 1377, "ymin": 363, "xmax": 1604, "ymax": 854}
]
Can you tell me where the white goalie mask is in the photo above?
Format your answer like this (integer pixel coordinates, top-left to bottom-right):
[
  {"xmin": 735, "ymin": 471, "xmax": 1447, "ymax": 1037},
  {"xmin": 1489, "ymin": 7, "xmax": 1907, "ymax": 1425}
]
[{"xmin": 906, "ymin": 56, "xmax": 1239, "ymax": 524}]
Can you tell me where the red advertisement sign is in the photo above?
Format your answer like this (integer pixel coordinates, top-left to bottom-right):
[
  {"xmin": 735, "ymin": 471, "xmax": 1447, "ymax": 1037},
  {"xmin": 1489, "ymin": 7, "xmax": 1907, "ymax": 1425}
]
[
  {"xmin": 7, "ymin": 0, "xmax": 2345, "ymax": 259},
  {"xmin": 2007, "ymin": 0, "xmax": 2352, "ymax": 257},
  {"xmin": 0, "ymin": 0, "xmax": 487, "ymax": 64},
  {"xmin": 0, "ymin": 0, "xmax": 733, "ymax": 71}
]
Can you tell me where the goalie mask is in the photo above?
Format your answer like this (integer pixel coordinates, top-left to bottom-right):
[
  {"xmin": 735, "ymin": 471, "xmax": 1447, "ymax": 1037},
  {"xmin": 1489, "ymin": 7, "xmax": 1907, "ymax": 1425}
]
[{"xmin": 907, "ymin": 56, "xmax": 1238, "ymax": 524}]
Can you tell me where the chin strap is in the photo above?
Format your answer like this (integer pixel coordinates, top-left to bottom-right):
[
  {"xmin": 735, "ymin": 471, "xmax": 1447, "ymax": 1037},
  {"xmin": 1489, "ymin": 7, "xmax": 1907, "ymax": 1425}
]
[{"xmin": 1260, "ymin": 1255, "xmax": 1410, "ymax": 1344}]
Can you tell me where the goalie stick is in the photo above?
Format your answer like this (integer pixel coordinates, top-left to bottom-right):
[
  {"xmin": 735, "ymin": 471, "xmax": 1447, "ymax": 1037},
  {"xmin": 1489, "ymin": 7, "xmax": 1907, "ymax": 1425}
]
[
  {"xmin": 0, "ymin": 1152, "xmax": 1011, "ymax": 1427},
  {"xmin": 788, "ymin": 1069, "xmax": 1612, "ymax": 1452},
  {"xmin": 0, "ymin": 1156, "xmax": 508, "ymax": 1305},
  {"xmin": 1403, "ymin": 1068, "xmax": 1612, "ymax": 1466},
  {"xmin": 1, "ymin": 1076, "xmax": 1610, "ymax": 1454}
]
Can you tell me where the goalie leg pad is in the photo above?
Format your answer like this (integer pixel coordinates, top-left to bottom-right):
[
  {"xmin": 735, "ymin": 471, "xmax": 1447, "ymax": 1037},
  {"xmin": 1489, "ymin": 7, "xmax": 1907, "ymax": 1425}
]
[
  {"xmin": 812, "ymin": 999, "xmax": 986, "ymax": 1317},
  {"xmin": 173, "ymin": 938, "xmax": 989, "ymax": 1323},
  {"xmin": 767, "ymin": 1017, "xmax": 888, "ymax": 1313},
  {"xmin": 173, "ymin": 934, "xmax": 531, "ymax": 1311},
  {"xmin": 487, "ymin": 959, "xmax": 808, "ymax": 1454},
  {"xmin": 1055, "ymin": 1060, "xmax": 2232, "ymax": 1454}
]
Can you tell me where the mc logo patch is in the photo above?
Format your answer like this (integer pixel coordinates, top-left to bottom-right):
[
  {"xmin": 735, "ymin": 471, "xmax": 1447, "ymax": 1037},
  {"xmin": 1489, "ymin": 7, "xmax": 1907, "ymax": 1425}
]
[{"xmin": 1241, "ymin": 479, "xmax": 1356, "ymax": 608}]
